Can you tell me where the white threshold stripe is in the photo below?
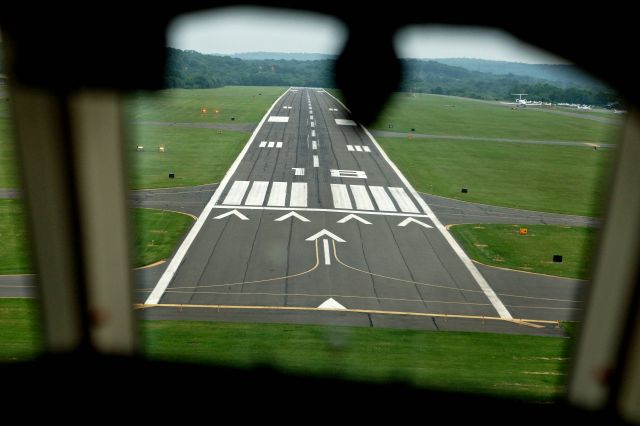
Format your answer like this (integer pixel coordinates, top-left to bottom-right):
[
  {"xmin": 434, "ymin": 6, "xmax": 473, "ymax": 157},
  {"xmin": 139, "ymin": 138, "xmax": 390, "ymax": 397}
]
[
  {"xmin": 268, "ymin": 141, "xmax": 275, "ymax": 148},
  {"xmin": 323, "ymin": 239, "xmax": 331, "ymax": 266},
  {"xmin": 211, "ymin": 205, "xmax": 430, "ymax": 218},
  {"xmin": 259, "ymin": 141, "xmax": 267, "ymax": 148},
  {"xmin": 276, "ymin": 142, "xmax": 283, "ymax": 148},
  {"xmin": 222, "ymin": 180, "xmax": 250, "ymax": 205},
  {"xmin": 347, "ymin": 145, "xmax": 354, "ymax": 151},
  {"xmin": 313, "ymin": 155, "xmax": 319, "ymax": 167},
  {"xmin": 363, "ymin": 146, "xmax": 371, "ymax": 152},
  {"xmin": 350, "ymin": 185, "xmax": 375, "ymax": 210},
  {"xmin": 267, "ymin": 182, "xmax": 287, "ymax": 206},
  {"xmin": 330, "ymin": 184, "xmax": 353, "ymax": 209},
  {"xmin": 355, "ymin": 145, "xmax": 363, "ymax": 152},
  {"xmin": 369, "ymin": 186, "xmax": 397, "ymax": 211},
  {"xmin": 145, "ymin": 87, "xmax": 291, "ymax": 305},
  {"xmin": 290, "ymin": 182, "xmax": 308, "ymax": 207},
  {"xmin": 324, "ymin": 89, "xmax": 512, "ymax": 320},
  {"xmin": 388, "ymin": 187, "xmax": 420, "ymax": 213},
  {"xmin": 245, "ymin": 181, "xmax": 269, "ymax": 206}
]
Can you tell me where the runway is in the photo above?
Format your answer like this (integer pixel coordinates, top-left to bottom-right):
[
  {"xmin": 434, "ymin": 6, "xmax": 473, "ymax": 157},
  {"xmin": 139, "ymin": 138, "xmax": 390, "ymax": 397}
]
[{"xmin": 138, "ymin": 87, "xmax": 584, "ymax": 333}]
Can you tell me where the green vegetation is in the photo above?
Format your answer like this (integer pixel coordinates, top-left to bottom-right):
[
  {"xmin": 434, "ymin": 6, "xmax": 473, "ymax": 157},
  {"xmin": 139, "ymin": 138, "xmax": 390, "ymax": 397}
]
[
  {"xmin": 127, "ymin": 125, "xmax": 247, "ymax": 189},
  {"xmin": 143, "ymin": 320, "xmax": 570, "ymax": 401},
  {"xmin": 0, "ymin": 200, "xmax": 31, "ymax": 274},
  {"xmin": 377, "ymin": 137, "xmax": 612, "ymax": 216},
  {"xmin": 0, "ymin": 299, "xmax": 40, "ymax": 361},
  {"xmin": 0, "ymin": 118, "xmax": 19, "ymax": 188},
  {"xmin": 126, "ymin": 86, "xmax": 285, "ymax": 123},
  {"xmin": 373, "ymin": 92, "xmax": 620, "ymax": 143},
  {"xmin": 0, "ymin": 200, "xmax": 194, "ymax": 274},
  {"xmin": 449, "ymin": 224, "xmax": 597, "ymax": 279},
  {"xmin": 132, "ymin": 208, "xmax": 194, "ymax": 267}
]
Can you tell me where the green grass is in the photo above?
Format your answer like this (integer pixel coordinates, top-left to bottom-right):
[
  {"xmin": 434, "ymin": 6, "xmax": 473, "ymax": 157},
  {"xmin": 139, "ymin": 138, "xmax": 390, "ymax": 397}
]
[
  {"xmin": 0, "ymin": 301, "xmax": 574, "ymax": 401},
  {"xmin": 132, "ymin": 208, "xmax": 194, "ymax": 267},
  {"xmin": 127, "ymin": 125, "xmax": 247, "ymax": 188},
  {"xmin": 126, "ymin": 86, "xmax": 286, "ymax": 123},
  {"xmin": 377, "ymin": 138, "xmax": 612, "ymax": 216},
  {"xmin": 0, "ymin": 200, "xmax": 194, "ymax": 274},
  {"xmin": 0, "ymin": 199, "xmax": 31, "ymax": 274},
  {"xmin": 372, "ymin": 92, "xmax": 622, "ymax": 143},
  {"xmin": 0, "ymin": 118, "xmax": 19, "ymax": 188},
  {"xmin": 449, "ymin": 224, "xmax": 597, "ymax": 279},
  {"xmin": 142, "ymin": 320, "xmax": 570, "ymax": 402},
  {"xmin": 0, "ymin": 299, "xmax": 40, "ymax": 361}
]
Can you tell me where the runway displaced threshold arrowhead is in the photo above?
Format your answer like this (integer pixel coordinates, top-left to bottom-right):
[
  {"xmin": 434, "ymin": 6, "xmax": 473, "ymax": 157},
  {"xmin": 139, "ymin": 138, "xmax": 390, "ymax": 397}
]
[
  {"xmin": 318, "ymin": 298, "xmax": 347, "ymax": 310},
  {"xmin": 397, "ymin": 217, "xmax": 433, "ymax": 229},
  {"xmin": 337, "ymin": 213, "xmax": 371, "ymax": 225},
  {"xmin": 274, "ymin": 211, "xmax": 310, "ymax": 222},
  {"xmin": 213, "ymin": 209, "xmax": 249, "ymax": 220}
]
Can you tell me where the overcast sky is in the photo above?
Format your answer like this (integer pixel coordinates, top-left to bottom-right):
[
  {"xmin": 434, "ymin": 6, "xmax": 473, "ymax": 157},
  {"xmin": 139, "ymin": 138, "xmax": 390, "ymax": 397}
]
[{"xmin": 168, "ymin": 7, "xmax": 568, "ymax": 64}]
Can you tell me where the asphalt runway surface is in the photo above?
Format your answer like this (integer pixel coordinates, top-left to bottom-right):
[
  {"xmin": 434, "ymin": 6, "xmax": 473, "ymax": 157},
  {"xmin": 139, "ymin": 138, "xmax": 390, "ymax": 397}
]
[
  {"xmin": 0, "ymin": 88, "xmax": 592, "ymax": 335},
  {"xmin": 134, "ymin": 88, "xmax": 587, "ymax": 335}
]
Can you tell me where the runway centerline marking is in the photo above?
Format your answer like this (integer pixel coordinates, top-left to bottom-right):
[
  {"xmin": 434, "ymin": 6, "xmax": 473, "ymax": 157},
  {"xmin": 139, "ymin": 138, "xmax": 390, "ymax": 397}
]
[{"xmin": 323, "ymin": 239, "xmax": 331, "ymax": 265}]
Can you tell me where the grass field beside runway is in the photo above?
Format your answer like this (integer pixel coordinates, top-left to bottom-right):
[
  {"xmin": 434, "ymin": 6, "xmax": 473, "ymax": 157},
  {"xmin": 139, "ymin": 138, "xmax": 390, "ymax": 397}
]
[
  {"xmin": 127, "ymin": 125, "xmax": 248, "ymax": 189},
  {"xmin": 370, "ymin": 92, "xmax": 621, "ymax": 143},
  {"xmin": 126, "ymin": 86, "xmax": 286, "ymax": 123},
  {"xmin": 0, "ymin": 298, "xmax": 570, "ymax": 402},
  {"xmin": 449, "ymin": 224, "xmax": 597, "ymax": 279},
  {"xmin": 0, "ymin": 200, "xmax": 194, "ymax": 274},
  {"xmin": 377, "ymin": 137, "xmax": 612, "ymax": 217},
  {"xmin": 0, "ymin": 118, "xmax": 19, "ymax": 189}
]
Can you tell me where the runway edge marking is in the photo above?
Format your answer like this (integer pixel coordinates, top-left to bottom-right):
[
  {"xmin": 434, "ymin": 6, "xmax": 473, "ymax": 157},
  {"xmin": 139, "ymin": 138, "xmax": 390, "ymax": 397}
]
[
  {"xmin": 323, "ymin": 89, "xmax": 513, "ymax": 320},
  {"xmin": 144, "ymin": 88, "xmax": 293, "ymax": 305}
]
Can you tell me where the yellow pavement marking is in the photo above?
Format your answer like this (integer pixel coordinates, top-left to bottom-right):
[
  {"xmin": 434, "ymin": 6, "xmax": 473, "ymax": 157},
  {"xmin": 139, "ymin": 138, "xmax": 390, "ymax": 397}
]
[
  {"xmin": 168, "ymin": 239, "xmax": 319, "ymax": 290},
  {"xmin": 331, "ymin": 241, "xmax": 582, "ymax": 304},
  {"xmin": 135, "ymin": 303, "xmax": 561, "ymax": 327}
]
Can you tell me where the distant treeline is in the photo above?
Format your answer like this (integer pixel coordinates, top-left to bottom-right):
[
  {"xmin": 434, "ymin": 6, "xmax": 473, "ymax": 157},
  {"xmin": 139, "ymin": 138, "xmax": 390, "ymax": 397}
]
[{"xmin": 166, "ymin": 48, "xmax": 620, "ymax": 106}]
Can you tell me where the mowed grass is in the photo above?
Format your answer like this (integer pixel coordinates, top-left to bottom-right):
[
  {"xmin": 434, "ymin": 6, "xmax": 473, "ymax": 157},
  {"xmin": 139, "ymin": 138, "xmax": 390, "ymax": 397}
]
[
  {"xmin": 126, "ymin": 86, "xmax": 286, "ymax": 123},
  {"xmin": 0, "ymin": 118, "xmax": 19, "ymax": 189},
  {"xmin": 0, "ymin": 299, "xmax": 40, "ymax": 361},
  {"xmin": 371, "ymin": 93, "xmax": 621, "ymax": 143},
  {"xmin": 0, "ymin": 200, "xmax": 194, "ymax": 274},
  {"xmin": 143, "ymin": 320, "xmax": 570, "ymax": 402},
  {"xmin": 449, "ymin": 224, "xmax": 597, "ymax": 279},
  {"xmin": 377, "ymin": 138, "xmax": 612, "ymax": 216},
  {"xmin": 132, "ymin": 208, "xmax": 194, "ymax": 267},
  {"xmin": 127, "ymin": 125, "xmax": 247, "ymax": 188}
]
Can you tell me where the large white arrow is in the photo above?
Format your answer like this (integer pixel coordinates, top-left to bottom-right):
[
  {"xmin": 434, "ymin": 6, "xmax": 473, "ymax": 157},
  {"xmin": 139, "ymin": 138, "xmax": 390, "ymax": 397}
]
[
  {"xmin": 305, "ymin": 229, "xmax": 345, "ymax": 242},
  {"xmin": 337, "ymin": 214, "xmax": 371, "ymax": 225},
  {"xmin": 274, "ymin": 211, "xmax": 310, "ymax": 222},
  {"xmin": 213, "ymin": 209, "xmax": 249, "ymax": 221},
  {"xmin": 397, "ymin": 217, "xmax": 433, "ymax": 229}
]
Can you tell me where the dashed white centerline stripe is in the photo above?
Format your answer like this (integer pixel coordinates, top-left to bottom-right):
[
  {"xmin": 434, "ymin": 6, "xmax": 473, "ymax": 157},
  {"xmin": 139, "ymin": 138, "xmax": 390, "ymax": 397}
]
[
  {"xmin": 222, "ymin": 180, "xmax": 250, "ymax": 205},
  {"xmin": 323, "ymin": 239, "xmax": 331, "ymax": 266},
  {"xmin": 313, "ymin": 155, "xmax": 319, "ymax": 168},
  {"xmin": 290, "ymin": 182, "xmax": 308, "ymax": 207},
  {"xmin": 331, "ymin": 184, "xmax": 353, "ymax": 209},
  {"xmin": 267, "ymin": 182, "xmax": 287, "ymax": 206},
  {"xmin": 312, "ymin": 141, "xmax": 318, "ymax": 150},
  {"xmin": 244, "ymin": 181, "xmax": 269, "ymax": 206}
]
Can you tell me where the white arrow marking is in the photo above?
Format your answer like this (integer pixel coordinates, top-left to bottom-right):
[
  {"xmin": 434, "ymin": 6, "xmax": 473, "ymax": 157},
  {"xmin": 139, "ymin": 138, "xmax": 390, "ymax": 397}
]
[
  {"xmin": 274, "ymin": 211, "xmax": 310, "ymax": 222},
  {"xmin": 305, "ymin": 229, "xmax": 346, "ymax": 242},
  {"xmin": 337, "ymin": 214, "xmax": 371, "ymax": 225},
  {"xmin": 318, "ymin": 298, "xmax": 347, "ymax": 310},
  {"xmin": 398, "ymin": 217, "xmax": 433, "ymax": 228},
  {"xmin": 213, "ymin": 209, "xmax": 249, "ymax": 221}
]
